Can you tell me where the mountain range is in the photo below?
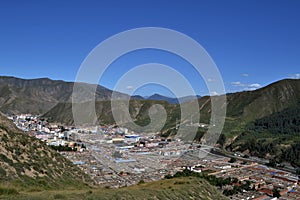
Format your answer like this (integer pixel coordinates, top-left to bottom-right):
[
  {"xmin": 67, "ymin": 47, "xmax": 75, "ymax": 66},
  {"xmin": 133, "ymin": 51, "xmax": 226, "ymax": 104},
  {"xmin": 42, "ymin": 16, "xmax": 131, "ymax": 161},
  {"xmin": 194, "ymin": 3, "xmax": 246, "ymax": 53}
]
[
  {"xmin": 1, "ymin": 76, "xmax": 300, "ymax": 166},
  {"xmin": 143, "ymin": 94, "xmax": 201, "ymax": 104},
  {"xmin": 0, "ymin": 76, "xmax": 129, "ymax": 114}
]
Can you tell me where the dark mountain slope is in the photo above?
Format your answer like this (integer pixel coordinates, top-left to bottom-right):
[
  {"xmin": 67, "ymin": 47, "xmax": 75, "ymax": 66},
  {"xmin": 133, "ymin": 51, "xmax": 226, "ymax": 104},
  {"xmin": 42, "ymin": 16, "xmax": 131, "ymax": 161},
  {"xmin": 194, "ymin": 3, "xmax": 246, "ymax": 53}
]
[
  {"xmin": 211, "ymin": 79, "xmax": 300, "ymax": 138},
  {"xmin": 229, "ymin": 104, "xmax": 300, "ymax": 166}
]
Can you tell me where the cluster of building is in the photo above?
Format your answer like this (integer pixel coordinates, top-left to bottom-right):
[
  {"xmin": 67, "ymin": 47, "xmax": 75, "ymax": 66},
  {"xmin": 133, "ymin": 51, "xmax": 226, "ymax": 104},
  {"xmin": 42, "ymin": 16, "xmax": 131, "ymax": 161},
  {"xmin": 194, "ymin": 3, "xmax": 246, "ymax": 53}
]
[
  {"xmin": 10, "ymin": 114, "xmax": 86, "ymax": 151},
  {"xmin": 215, "ymin": 163, "xmax": 300, "ymax": 200}
]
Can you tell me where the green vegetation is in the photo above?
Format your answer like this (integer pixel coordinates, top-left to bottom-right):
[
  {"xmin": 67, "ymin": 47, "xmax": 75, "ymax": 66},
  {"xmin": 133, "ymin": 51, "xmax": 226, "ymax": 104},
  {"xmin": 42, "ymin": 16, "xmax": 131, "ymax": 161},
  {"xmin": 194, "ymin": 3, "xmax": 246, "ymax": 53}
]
[
  {"xmin": 50, "ymin": 145, "xmax": 76, "ymax": 152},
  {"xmin": 0, "ymin": 177, "xmax": 227, "ymax": 200},
  {"xmin": 230, "ymin": 105, "xmax": 300, "ymax": 167},
  {"xmin": 273, "ymin": 187, "xmax": 281, "ymax": 198},
  {"xmin": 165, "ymin": 169, "xmax": 253, "ymax": 197},
  {"xmin": 0, "ymin": 187, "xmax": 19, "ymax": 196}
]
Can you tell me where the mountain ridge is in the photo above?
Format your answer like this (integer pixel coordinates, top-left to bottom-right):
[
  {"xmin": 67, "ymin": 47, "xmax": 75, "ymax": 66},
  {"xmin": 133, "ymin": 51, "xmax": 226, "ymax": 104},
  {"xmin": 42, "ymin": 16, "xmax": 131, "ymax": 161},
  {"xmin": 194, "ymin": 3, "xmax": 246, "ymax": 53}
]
[{"xmin": 0, "ymin": 76, "xmax": 129, "ymax": 114}]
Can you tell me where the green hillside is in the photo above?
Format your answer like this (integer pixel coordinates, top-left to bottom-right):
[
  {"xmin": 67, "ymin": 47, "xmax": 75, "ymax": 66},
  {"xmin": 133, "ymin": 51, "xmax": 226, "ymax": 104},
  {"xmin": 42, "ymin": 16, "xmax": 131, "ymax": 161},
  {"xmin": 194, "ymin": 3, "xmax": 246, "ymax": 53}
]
[
  {"xmin": 229, "ymin": 105, "xmax": 300, "ymax": 166},
  {"xmin": 1, "ymin": 177, "xmax": 227, "ymax": 200}
]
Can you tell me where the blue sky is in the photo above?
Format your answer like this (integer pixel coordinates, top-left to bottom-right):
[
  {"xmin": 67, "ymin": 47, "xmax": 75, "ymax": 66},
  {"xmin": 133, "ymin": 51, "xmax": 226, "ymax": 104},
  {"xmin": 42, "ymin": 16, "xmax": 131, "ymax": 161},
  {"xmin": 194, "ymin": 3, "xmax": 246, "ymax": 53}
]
[{"xmin": 0, "ymin": 0, "xmax": 299, "ymax": 97}]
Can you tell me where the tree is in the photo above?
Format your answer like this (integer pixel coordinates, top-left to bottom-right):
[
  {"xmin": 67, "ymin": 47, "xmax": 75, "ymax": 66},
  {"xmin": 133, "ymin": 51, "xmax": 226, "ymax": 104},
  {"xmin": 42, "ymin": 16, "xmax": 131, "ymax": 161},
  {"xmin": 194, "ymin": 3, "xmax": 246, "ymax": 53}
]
[
  {"xmin": 229, "ymin": 157, "xmax": 237, "ymax": 163},
  {"xmin": 217, "ymin": 134, "xmax": 226, "ymax": 147},
  {"xmin": 112, "ymin": 151, "xmax": 122, "ymax": 158},
  {"xmin": 273, "ymin": 187, "xmax": 281, "ymax": 198}
]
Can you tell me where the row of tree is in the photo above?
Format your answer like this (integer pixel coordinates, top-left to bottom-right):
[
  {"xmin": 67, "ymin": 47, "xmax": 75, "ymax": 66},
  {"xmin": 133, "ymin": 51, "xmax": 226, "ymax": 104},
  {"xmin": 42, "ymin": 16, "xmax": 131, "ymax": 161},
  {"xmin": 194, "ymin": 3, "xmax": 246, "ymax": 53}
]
[{"xmin": 165, "ymin": 169, "xmax": 254, "ymax": 196}]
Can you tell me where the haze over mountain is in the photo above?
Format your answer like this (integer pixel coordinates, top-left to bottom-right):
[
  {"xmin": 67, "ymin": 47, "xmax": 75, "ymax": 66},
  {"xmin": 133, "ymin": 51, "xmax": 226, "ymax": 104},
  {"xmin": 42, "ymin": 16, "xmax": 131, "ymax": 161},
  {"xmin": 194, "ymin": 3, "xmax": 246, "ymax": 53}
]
[{"xmin": 146, "ymin": 94, "xmax": 201, "ymax": 104}]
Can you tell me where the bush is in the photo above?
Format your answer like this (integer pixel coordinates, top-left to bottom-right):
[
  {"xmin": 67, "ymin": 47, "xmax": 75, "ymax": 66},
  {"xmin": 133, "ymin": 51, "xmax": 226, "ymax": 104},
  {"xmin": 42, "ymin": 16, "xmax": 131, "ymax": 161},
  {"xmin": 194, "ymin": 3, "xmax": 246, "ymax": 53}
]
[
  {"xmin": 53, "ymin": 193, "xmax": 66, "ymax": 199},
  {"xmin": 0, "ymin": 167, "xmax": 6, "ymax": 177},
  {"xmin": 0, "ymin": 187, "xmax": 19, "ymax": 196},
  {"xmin": 86, "ymin": 190, "xmax": 93, "ymax": 194}
]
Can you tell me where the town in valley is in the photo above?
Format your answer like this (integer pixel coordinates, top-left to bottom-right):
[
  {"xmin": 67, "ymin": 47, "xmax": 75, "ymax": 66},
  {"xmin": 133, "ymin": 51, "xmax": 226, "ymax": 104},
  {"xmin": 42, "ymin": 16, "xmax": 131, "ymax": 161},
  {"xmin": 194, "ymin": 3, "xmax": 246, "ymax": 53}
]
[{"xmin": 10, "ymin": 113, "xmax": 300, "ymax": 200}]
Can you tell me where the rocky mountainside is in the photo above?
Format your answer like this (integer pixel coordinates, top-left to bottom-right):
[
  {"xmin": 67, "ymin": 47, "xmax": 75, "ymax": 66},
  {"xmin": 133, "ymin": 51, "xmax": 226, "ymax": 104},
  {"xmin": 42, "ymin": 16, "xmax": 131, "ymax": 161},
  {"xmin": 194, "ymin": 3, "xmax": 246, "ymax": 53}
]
[
  {"xmin": 0, "ymin": 112, "xmax": 92, "ymax": 190},
  {"xmin": 0, "ymin": 76, "xmax": 129, "ymax": 114}
]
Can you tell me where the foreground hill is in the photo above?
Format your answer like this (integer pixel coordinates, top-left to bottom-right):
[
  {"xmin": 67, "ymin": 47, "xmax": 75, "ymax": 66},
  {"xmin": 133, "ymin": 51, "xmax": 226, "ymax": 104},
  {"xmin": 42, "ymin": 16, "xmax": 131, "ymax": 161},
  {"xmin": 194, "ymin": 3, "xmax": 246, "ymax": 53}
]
[
  {"xmin": 0, "ymin": 113, "xmax": 92, "ymax": 190},
  {"xmin": 0, "ymin": 76, "xmax": 128, "ymax": 114},
  {"xmin": 2, "ymin": 177, "xmax": 227, "ymax": 200}
]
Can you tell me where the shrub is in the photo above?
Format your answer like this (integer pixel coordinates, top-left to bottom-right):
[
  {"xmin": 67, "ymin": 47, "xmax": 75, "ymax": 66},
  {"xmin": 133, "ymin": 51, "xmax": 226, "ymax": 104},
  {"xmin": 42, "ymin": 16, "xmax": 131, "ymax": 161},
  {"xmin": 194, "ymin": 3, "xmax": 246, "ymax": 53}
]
[
  {"xmin": 53, "ymin": 193, "xmax": 66, "ymax": 199},
  {"xmin": 0, "ymin": 187, "xmax": 19, "ymax": 196}
]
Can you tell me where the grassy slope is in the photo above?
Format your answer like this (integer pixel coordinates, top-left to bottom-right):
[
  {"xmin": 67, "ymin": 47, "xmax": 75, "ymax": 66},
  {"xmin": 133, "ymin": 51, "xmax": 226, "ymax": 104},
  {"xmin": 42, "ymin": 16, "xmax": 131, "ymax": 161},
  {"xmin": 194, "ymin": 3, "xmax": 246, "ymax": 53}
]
[{"xmin": 0, "ymin": 177, "xmax": 227, "ymax": 200}]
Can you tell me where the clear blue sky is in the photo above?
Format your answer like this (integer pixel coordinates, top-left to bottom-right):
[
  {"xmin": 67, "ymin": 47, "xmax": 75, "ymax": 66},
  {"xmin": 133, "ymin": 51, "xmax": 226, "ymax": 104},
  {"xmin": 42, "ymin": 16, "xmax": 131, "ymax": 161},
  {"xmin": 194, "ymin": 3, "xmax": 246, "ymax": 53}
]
[{"xmin": 0, "ymin": 0, "xmax": 299, "ymax": 97}]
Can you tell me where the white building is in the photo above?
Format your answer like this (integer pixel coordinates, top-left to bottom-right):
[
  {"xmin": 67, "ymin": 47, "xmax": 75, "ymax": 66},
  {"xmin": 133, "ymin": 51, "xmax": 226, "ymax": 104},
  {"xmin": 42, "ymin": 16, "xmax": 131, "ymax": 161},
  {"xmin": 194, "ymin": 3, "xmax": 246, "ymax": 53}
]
[{"xmin": 124, "ymin": 135, "xmax": 140, "ymax": 143}]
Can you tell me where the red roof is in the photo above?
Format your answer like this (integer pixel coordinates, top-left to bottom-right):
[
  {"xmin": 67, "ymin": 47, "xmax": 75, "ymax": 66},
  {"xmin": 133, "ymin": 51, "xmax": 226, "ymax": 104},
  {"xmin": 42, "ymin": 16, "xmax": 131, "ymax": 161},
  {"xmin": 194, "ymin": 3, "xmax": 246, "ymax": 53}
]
[{"xmin": 259, "ymin": 188, "xmax": 273, "ymax": 196}]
